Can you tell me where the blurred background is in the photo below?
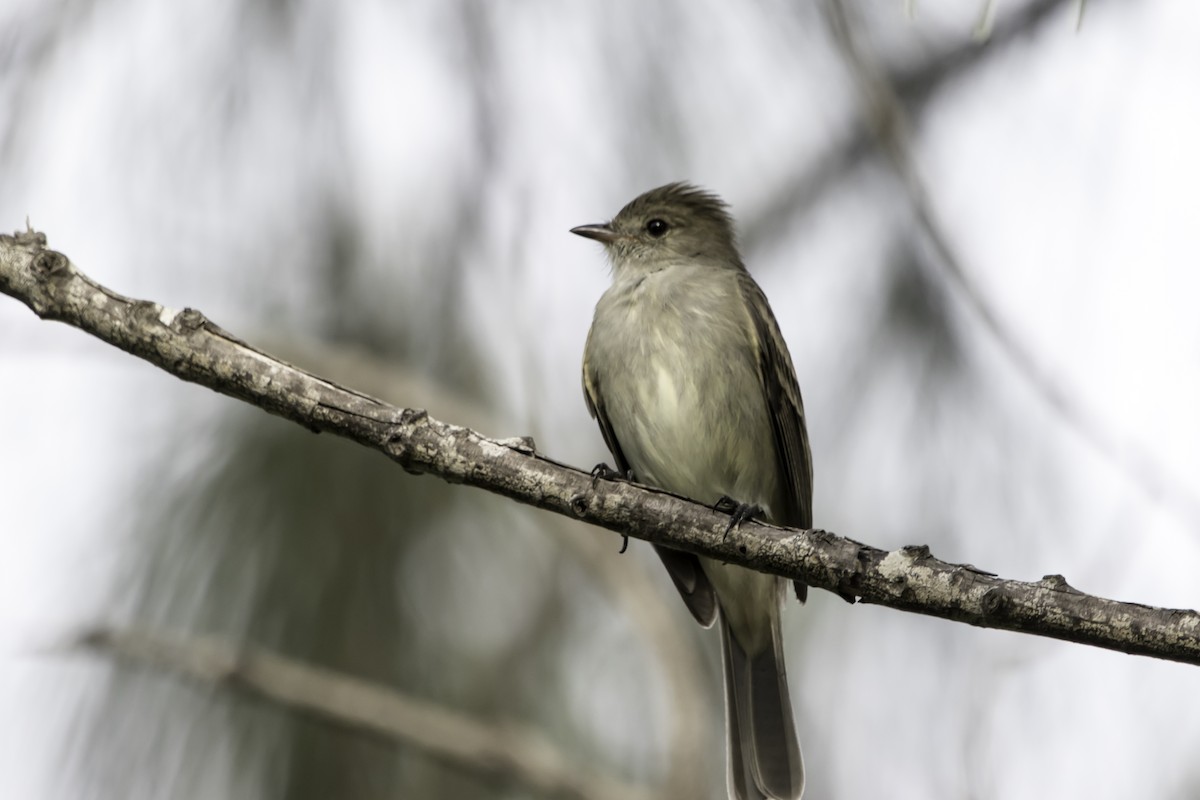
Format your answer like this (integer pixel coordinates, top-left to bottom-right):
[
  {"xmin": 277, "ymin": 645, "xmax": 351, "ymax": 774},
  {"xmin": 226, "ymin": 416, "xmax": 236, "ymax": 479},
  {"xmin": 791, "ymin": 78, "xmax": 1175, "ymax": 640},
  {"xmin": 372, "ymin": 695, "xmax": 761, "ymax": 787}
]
[{"xmin": 2, "ymin": 0, "xmax": 1200, "ymax": 797}]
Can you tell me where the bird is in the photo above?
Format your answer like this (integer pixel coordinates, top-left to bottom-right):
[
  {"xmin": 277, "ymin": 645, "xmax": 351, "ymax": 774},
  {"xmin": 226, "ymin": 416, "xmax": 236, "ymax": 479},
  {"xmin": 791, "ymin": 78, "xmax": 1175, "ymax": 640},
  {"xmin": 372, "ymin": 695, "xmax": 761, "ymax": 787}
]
[{"xmin": 573, "ymin": 182, "xmax": 812, "ymax": 800}]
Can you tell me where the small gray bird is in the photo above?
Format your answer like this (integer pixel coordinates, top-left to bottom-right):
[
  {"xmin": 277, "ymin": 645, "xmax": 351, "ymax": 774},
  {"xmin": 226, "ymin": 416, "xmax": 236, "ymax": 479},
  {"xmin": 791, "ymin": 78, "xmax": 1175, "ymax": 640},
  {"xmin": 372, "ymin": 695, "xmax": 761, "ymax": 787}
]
[{"xmin": 573, "ymin": 183, "xmax": 811, "ymax": 800}]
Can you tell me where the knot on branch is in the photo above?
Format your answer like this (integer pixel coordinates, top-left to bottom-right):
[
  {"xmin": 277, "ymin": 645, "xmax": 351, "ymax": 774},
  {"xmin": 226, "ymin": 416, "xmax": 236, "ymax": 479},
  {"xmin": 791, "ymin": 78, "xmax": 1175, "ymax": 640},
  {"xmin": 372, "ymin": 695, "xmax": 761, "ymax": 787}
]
[
  {"xmin": 1039, "ymin": 574, "xmax": 1081, "ymax": 594},
  {"xmin": 981, "ymin": 586, "xmax": 1009, "ymax": 616},
  {"xmin": 32, "ymin": 249, "xmax": 68, "ymax": 277},
  {"xmin": 175, "ymin": 307, "xmax": 208, "ymax": 332},
  {"xmin": 900, "ymin": 544, "xmax": 932, "ymax": 561},
  {"xmin": 399, "ymin": 408, "xmax": 428, "ymax": 425},
  {"xmin": 569, "ymin": 494, "xmax": 589, "ymax": 517}
]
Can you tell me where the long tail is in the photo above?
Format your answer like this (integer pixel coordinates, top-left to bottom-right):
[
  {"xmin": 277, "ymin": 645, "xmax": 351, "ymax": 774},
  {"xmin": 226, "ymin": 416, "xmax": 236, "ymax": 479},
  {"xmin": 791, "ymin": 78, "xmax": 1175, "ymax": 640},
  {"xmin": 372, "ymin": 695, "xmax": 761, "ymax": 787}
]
[{"xmin": 721, "ymin": 610, "xmax": 804, "ymax": 800}]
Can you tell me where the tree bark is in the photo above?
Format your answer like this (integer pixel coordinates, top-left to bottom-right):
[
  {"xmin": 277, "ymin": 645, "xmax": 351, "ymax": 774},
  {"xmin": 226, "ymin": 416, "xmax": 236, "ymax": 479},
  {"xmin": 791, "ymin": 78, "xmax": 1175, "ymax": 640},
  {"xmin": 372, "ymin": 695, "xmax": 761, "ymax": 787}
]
[{"xmin": 3, "ymin": 228, "xmax": 1199, "ymax": 665}]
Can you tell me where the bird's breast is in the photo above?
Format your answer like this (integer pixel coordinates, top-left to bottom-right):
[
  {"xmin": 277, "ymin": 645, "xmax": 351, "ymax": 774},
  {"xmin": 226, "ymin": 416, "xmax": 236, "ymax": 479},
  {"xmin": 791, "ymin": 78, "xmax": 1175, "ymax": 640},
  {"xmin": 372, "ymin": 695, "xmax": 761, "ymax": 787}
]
[{"xmin": 587, "ymin": 270, "xmax": 779, "ymax": 514}]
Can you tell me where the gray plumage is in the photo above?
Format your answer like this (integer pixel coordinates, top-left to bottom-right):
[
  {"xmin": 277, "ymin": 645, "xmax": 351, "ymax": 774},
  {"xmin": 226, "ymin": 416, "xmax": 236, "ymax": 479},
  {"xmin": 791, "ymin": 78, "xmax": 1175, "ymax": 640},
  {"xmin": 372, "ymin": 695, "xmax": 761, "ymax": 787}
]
[{"xmin": 573, "ymin": 183, "xmax": 811, "ymax": 800}]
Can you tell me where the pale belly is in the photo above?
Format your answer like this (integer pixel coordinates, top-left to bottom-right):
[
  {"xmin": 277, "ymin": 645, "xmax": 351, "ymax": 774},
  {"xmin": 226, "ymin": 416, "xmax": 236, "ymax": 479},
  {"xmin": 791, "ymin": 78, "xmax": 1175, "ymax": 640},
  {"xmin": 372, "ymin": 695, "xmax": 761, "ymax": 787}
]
[
  {"xmin": 587, "ymin": 268, "xmax": 785, "ymax": 650},
  {"xmin": 592, "ymin": 286, "xmax": 781, "ymax": 515}
]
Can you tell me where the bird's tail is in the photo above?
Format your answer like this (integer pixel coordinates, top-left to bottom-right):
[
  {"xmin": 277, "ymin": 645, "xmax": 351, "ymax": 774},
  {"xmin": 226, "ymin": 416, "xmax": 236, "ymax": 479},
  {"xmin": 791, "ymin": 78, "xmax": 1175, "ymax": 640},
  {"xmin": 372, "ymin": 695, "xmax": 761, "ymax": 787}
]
[{"xmin": 721, "ymin": 608, "xmax": 804, "ymax": 800}]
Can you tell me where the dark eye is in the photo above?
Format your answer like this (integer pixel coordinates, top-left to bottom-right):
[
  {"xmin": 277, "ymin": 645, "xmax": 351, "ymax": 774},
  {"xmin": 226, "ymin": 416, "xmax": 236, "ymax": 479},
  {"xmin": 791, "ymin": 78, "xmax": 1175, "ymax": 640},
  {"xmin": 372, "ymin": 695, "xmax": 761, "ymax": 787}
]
[{"xmin": 646, "ymin": 218, "xmax": 669, "ymax": 237}]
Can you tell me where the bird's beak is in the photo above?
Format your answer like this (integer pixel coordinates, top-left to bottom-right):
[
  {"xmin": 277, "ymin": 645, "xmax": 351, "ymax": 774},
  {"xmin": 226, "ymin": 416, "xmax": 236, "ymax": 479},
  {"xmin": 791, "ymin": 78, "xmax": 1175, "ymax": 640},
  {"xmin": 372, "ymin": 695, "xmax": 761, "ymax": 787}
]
[{"xmin": 570, "ymin": 223, "xmax": 618, "ymax": 244}]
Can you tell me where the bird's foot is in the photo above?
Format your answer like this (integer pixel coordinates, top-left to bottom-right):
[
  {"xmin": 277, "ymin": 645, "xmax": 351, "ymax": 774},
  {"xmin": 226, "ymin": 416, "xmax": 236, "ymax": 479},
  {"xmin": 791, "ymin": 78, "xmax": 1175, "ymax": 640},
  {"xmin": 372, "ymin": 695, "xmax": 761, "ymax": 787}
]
[
  {"xmin": 589, "ymin": 462, "xmax": 629, "ymax": 487},
  {"xmin": 590, "ymin": 463, "xmax": 633, "ymax": 553},
  {"xmin": 714, "ymin": 496, "xmax": 764, "ymax": 539}
]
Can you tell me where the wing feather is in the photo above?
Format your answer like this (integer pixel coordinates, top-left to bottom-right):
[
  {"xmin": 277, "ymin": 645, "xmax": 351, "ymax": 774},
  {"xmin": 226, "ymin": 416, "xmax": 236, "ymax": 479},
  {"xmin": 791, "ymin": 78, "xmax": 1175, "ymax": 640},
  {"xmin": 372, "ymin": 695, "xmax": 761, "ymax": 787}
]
[{"xmin": 737, "ymin": 274, "xmax": 814, "ymax": 602}]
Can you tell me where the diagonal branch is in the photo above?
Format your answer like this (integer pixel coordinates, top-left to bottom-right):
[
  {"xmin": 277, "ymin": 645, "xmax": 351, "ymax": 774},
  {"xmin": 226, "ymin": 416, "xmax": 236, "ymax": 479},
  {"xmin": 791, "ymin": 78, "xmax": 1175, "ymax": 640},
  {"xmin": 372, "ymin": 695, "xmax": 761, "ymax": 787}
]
[
  {"xmin": 3, "ymin": 228, "xmax": 1200, "ymax": 665},
  {"xmin": 233, "ymin": 339, "xmax": 713, "ymax": 798},
  {"xmin": 823, "ymin": 0, "xmax": 1200, "ymax": 529},
  {"xmin": 744, "ymin": 0, "xmax": 1080, "ymax": 248},
  {"xmin": 79, "ymin": 627, "xmax": 653, "ymax": 800}
]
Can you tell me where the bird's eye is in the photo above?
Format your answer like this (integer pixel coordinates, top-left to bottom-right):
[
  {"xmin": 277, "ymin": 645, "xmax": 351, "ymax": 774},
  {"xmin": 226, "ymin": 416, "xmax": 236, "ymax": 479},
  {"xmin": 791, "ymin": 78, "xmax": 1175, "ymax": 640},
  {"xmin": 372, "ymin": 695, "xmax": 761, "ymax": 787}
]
[{"xmin": 646, "ymin": 219, "xmax": 669, "ymax": 238}]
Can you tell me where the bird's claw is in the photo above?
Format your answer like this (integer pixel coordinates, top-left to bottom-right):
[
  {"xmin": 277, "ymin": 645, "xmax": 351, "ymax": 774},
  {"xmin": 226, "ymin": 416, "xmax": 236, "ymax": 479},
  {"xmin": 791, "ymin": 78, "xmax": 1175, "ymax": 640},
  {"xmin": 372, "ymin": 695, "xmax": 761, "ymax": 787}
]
[
  {"xmin": 715, "ymin": 496, "xmax": 764, "ymax": 539},
  {"xmin": 591, "ymin": 463, "xmax": 632, "ymax": 553},
  {"xmin": 590, "ymin": 462, "xmax": 630, "ymax": 489}
]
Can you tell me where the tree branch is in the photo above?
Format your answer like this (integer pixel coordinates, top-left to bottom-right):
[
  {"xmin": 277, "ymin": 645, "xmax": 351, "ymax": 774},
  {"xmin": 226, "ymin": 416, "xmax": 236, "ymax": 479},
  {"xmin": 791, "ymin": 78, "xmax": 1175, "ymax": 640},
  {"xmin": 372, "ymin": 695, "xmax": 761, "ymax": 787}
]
[
  {"xmin": 4, "ymin": 228, "xmax": 1200, "ymax": 665},
  {"xmin": 823, "ymin": 0, "xmax": 1200, "ymax": 530},
  {"xmin": 244, "ymin": 339, "xmax": 713, "ymax": 797},
  {"xmin": 79, "ymin": 626, "xmax": 652, "ymax": 800},
  {"xmin": 743, "ymin": 0, "xmax": 1080, "ymax": 248}
]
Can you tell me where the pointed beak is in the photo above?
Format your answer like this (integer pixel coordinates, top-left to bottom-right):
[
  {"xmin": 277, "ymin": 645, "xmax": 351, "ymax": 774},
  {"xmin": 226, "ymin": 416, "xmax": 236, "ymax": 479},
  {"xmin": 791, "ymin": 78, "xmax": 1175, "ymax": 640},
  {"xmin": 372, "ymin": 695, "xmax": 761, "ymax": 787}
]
[{"xmin": 570, "ymin": 223, "xmax": 618, "ymax": 244}]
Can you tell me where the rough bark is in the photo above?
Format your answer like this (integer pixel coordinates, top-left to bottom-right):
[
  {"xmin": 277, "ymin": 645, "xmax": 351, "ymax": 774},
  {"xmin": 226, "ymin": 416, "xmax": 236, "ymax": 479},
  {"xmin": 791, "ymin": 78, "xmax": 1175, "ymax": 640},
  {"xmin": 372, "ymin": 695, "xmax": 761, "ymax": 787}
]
[{"xmin": 3, "ymin": 228, "xmax": 1199, "ymax": 666}]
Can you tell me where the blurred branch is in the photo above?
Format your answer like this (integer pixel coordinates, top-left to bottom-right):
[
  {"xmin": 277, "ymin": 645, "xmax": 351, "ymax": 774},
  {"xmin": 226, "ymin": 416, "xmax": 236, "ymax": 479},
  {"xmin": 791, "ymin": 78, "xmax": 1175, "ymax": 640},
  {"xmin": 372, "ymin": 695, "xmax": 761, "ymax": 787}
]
[
  {"xmin": 272, "ymin": 338, "xmax": 712, "ymax": 797},
  {"xmin": 80, "ymin": 627, "xmax": 652, "ymax": 800},
  {"xmin": 4, "ymin": 229, "xmax": 1200, "ymax": 665},
  {"xmin": 745, "ymin": 0, "xmax": 1077, "ymax": 247},
  {"xmin": 823, "ymin": 0, "xmax": 1200, "ymax": 529}
]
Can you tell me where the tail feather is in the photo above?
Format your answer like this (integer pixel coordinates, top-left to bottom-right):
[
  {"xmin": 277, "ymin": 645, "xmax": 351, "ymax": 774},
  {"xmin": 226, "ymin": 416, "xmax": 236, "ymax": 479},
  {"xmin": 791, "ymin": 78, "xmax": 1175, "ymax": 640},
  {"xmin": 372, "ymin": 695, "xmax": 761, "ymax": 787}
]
[{"xmin": 721, "ymin": 612, "xmax": 804, "ymax": 800}]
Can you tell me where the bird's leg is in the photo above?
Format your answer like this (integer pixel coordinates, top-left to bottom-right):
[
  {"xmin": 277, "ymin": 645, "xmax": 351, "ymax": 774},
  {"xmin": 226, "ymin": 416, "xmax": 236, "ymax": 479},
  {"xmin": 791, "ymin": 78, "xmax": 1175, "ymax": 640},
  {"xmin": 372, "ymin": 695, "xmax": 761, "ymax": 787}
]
[
  {"xmin": 590, "ymin": 463, "xmax": 634, "ymax": 553},
  {"xmin": 714, "ymin": 496, "xmax": 764, "ymax": 539},
  {"xmin": 589, "ymin": 462, "xmax": 629, "ymax": 486}
]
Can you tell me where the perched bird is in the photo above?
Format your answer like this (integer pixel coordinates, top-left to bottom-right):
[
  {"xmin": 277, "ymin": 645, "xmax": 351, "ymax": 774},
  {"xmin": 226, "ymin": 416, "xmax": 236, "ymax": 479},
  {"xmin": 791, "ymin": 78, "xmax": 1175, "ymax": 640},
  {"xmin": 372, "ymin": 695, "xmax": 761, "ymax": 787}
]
[{"xmin": 573, "ymin": 183, "xmax": 812, "ymax": 800}]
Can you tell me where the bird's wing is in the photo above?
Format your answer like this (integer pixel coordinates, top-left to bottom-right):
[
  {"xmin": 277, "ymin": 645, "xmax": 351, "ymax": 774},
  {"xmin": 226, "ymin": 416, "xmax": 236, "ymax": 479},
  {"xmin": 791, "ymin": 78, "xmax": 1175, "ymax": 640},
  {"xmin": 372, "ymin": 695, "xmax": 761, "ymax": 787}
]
[
  {"xmin": 739, "ymin": 274, "xmax": 814, "ymax": 602},
  {"xmin": 583, "ymin": 358, "xmax": 718, "ymax": 627},
  {"xmin": 582, "ymin": 361, "xmax": 631, "ymax": 478}
]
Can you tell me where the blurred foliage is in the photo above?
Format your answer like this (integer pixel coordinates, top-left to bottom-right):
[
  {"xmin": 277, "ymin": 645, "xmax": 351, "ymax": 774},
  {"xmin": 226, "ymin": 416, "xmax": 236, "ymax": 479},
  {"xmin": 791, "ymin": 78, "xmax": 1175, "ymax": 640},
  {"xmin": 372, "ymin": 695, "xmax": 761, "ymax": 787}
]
[{"xmin": 85, "ymin": 402, "xmax": 665, "ymax": 799}]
